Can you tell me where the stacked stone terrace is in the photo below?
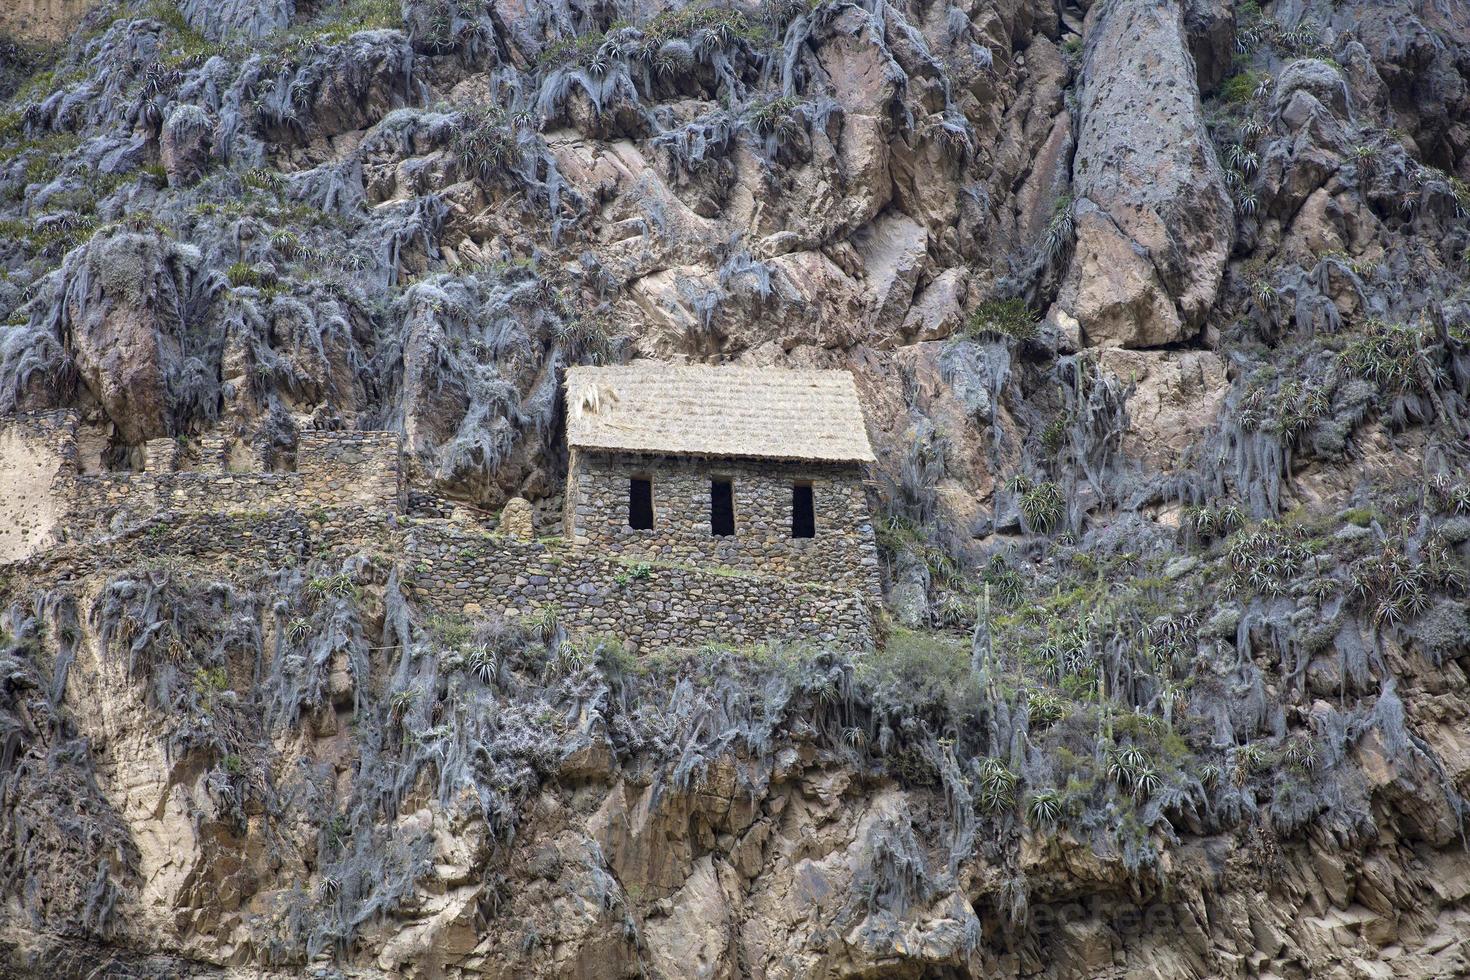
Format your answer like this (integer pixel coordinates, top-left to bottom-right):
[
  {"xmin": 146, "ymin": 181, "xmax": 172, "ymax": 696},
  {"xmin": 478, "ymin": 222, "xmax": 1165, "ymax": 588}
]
[{"xmin": 0, "ymin": 366, "xmax": 883, "ymax": 652}]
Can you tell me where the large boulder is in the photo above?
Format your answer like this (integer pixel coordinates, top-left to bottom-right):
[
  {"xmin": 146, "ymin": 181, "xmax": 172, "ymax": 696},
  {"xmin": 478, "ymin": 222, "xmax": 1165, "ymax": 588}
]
[
  {"xmin": 1056, "ymin": 0, "xmax": 1234, "ymax": 348},
  {"xmin": 1257, "ymin": 59, "xmax": 1354, "ymax": 221},
  {"xmin": 58, "ymin": 231, "xmax": 211, "ymax": 443}
]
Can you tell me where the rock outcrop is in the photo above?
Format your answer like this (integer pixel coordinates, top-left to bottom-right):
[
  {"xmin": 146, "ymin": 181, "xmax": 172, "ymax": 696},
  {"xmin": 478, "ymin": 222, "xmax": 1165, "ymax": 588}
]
[{"xmin": 1058, "ymin": 0, "xmax": 1235, "ymax": 348}]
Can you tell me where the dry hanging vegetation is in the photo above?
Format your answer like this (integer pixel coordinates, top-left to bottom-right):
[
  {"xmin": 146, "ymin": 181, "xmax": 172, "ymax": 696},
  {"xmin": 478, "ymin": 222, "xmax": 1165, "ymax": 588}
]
[{"xmin": 2, "ymin": 0, "xmax": 1470, "ymax": 976}]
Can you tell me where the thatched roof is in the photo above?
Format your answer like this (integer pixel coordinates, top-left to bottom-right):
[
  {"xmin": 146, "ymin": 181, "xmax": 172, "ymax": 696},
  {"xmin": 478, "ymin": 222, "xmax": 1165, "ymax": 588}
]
[{"xmin": 565, "ymin": 363, "xmax": 876, "ymax": 464}]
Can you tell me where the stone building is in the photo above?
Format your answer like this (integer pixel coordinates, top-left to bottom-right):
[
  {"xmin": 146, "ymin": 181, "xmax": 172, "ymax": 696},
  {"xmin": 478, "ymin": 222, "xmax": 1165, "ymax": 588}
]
[
  {"xmin": 1, "ymin": 365, "xmax": 883, "ymax": 649},
  {"xmin": 563, "ymin": 363, "xmax": 881, "ymax": 598}
]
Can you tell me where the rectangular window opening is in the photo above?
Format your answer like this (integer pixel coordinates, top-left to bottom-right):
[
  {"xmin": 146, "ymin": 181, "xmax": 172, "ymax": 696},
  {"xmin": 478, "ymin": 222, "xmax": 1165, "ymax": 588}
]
[
  {"xmin": 710, "ymin": 479, "xmax": 735, "ymax": 536},
  {"xmin": 792, "ymin": 483, "xmax": 815, "ymax": 538},
  {"xmin": 628, "ymin": 476, "xmax": 654, "ymax": 530}
]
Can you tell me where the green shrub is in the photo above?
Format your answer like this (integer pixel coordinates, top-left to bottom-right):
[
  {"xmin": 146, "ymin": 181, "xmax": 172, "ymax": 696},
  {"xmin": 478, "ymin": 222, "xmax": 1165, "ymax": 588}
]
[
  {"xmin": 451, "ymin": 104, "xmax": 520, "ymax": 183},
  {"xmin": 746, "ymin": 95, "xmax": 802, "ymax": 135},
  {"xmin": 1025, "ymin": 788, "xmax": 1063, "ymax": 827},
  {"xmin": 1040, "ymin": 415, "xmax": 1068, "ymax": 454},
  {"xmin": 227, "ymin": 261, "xmax": 262, "ymax": 287},
  {"xmin": 975, "ymin": 756, "xmax": 1018, "ymax": 812},
  {"xmin": 983, "ymin": 556, "xmax": 1026, "ymax": 606},
  {"xmin": 193, "ymin": 665, "xmax": 229, "ymax": 693},
  {"xmin": 860, "ymin": 627, "xmax": 977, "ymax": 719},
  {"xmin": 301, "ymin": 0, "xmax": 401, "ymax": 43},
  {"xmin": 966, "ymin": 298, "xmax": 1038, "ymax": 341},
  {"xmin": 241, "ymin": 166, "xmax": 285, "ymax": 193},
  {"xmin": 1016, "ymin": 479, "xmax": 1065, "ymax": 534},
  {"xmin": 1220, "ymin": 70, "xmax": 1265, "ymax": 104},
  {"xmin": 1338, "ymin": 321, "xmax": 1431, "ymax": 394},
  {"xmin": 1026, "ymin": 689, "xmax": 1069, "ymax": 727}
]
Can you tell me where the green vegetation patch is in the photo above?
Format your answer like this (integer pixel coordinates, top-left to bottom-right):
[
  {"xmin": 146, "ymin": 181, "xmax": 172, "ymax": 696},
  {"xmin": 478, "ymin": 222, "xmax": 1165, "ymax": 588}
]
[
  {"xmin": 1220, "ymin": 70, "xmax": 1266, "ymax": 105},
  {"xmin": 965, "ymin": 298, "xmax": 1038, "ymax": 341}
]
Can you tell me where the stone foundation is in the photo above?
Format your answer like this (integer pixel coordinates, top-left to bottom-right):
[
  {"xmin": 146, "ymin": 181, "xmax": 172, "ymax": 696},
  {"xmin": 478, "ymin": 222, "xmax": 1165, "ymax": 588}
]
[{"xmin": 404, "ymin": 522, "xmax": 876, "ymax": 651}]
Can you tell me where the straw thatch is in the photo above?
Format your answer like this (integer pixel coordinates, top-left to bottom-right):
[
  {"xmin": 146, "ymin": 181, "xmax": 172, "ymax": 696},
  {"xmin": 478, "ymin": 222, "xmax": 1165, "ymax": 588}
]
[{"xmin": 565, "ymin": 363, "xmax": 876, "ymax": 463}]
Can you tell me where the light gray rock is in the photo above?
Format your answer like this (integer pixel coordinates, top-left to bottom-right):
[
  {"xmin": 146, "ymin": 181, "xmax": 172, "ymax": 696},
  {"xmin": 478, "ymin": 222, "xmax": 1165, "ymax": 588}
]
[{"xmin": 179, "ymin": 0, "xmax": 294, "ymax": 40}]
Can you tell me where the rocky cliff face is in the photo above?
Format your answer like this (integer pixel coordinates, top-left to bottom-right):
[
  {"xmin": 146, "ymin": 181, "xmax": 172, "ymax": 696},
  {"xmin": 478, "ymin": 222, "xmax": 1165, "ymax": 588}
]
[{"xmin": 2, "ymin": 0, "xmax": 1470, "ymax": 977}]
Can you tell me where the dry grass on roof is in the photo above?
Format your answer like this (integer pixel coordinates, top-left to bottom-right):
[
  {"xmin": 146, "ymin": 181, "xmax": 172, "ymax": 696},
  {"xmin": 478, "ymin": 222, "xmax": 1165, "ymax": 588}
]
[{"xmin": 564, "ymin": 363, "xmax": 876, "ymax": 464}]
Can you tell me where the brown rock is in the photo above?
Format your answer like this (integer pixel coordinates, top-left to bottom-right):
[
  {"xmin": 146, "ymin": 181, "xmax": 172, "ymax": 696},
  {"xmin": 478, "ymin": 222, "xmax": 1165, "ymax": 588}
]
[
  {"xmin": 1095, "ymin": 348, "xmax": 1228, "ymax": 468},
  {"xmin": 1058, "ymin": 0, "xmax": 1233, "ymax": 348},
  {"xmin": 65, "ymin": 231, "xmax": 196, "ymax": 443},
  {"xmin": 901, "ymin": 267, "xmax": 968, "ymax": 342}
]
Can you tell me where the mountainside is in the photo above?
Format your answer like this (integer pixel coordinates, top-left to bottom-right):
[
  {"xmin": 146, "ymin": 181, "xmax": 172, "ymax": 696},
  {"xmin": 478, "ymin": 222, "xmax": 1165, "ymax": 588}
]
[{"xmin": 2, "ymin": 0, "xmax": 1470, "ymax": 977}]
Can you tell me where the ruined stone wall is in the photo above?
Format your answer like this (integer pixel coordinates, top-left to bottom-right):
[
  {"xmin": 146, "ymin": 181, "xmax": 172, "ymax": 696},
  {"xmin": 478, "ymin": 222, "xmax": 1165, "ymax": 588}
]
[
  {"xmin": 52, "ymin": 429, "xmax": 402, "ymax": 542},
  {"xmin": 296, "ymin": 431, "xmax": 404, "ymax": 511},
  {"xmin": 565, "ymin": 451, "xmax": 881, "ymax": 597},
  {"xmin": 404, "ymin": 522, "xmax": 876, "ymax": 651},
  {"xmin": 7, "ymin": 510, "xmax": 875, "ymax": 652},
  {"xmin": 8, "ymin": 507, "xmax": 398, "ymax": 587}
]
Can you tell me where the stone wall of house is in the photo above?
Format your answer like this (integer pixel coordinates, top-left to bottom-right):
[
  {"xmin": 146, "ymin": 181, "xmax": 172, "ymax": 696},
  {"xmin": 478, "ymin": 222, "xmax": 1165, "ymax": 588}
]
[
  {"xmin": 404, "ymin": 522, "xmax": 876, "ymax": 651},
  {"xmin": 565, "ymin": 450, "xmax": 881, "ymax": 597}
]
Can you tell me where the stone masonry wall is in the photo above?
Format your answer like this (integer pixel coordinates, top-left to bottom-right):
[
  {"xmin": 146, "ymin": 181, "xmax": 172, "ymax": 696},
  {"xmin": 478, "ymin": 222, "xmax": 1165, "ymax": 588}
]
[
  {"xmin": 7, "ymin": 507, "xmax": 399, "ymax": 589},
  {"xmin": 6, "ymin": 514, "xmax": 876, "ymax": 653},
  {"xmin": 59, "ymin": 430, "xmax": 402, "ymax": 540},
  {"xmin": 296, "ymin": 431, "xmax": 404, "ymax": 511},
  {"xmin": 404, "ymin": 522, "xmax": 876, "ymax": 651},
  {"xmin": 566, "ymin": 451, "xmax": 881, "ymax": 598}
]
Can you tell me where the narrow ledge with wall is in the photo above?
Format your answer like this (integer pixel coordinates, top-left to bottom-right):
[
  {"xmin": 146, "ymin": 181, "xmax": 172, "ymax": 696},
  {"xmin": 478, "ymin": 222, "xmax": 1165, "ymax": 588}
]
[{"xmin": 0, "ymin": 365, "xmax": 885, "ymax": 652}]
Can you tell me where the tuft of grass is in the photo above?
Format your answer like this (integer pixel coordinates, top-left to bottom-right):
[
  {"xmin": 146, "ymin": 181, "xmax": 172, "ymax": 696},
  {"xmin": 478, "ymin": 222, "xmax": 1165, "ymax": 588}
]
[
  {"xmin": 975, "ymin": 756, "xmax": 1018, "ymax": 812},
  {"xmin": 1043, "ymin": 195, "xmax": 1074, "ymax": 263},
  {"xmin": 538, "ymin": 3, "xmax": 765, "ymax": 71},
  {"xmin": 226, "ymin": 261, "xmax": 263, "ymax": 287},
  {"xmin": 1011, "ymin": 476, "xmax": 1065, "ymax": 535},
  {"xmin": 241, "ymin": 166, "xmax": 285, "ymax": 193},
  {"xmin": 1338, "ymin": 320, "xmax": 1431, "ymax": 394},
  {"xmin": 746, "ymin": 95, "xmax": 802, "ymax": 135},
  {"xmin": 1220, "ymin": 70, "xmax": 1266, "ymax": 105},
  {"xmin": 965, "ymin": 298, "xmax": 1038, "ymax": 341},
  {"xmin": 450, "ymin": 104, "xmax": 521, "ymax": 183},
  {"xmin": 1025, "ymin": 788, "xmax": 1064, "ymax": 827},
  {"xmin": 298, "ymin": 0, "xmax": 402, "ymax": 43}
]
